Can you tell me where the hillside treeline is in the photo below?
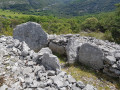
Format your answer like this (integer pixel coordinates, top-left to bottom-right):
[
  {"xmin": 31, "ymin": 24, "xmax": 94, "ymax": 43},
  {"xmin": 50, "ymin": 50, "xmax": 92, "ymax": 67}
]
[{"xmin": 0, "ymin": 4, "xmax": 120, "ymax": 43}]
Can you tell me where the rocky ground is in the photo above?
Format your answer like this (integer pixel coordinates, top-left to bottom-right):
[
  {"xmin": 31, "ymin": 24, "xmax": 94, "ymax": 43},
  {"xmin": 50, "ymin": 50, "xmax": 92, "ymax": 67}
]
[
  {"xmin": 1, "ymin": 21, "xmax": 119, "ymax": 90},
  {"xmin": 48, "ymin": 34, "xmax": 120, "ymax": 78},
  {"xmin": 0, "ymin": 35, "xmax": 96, "ymax": 90}
]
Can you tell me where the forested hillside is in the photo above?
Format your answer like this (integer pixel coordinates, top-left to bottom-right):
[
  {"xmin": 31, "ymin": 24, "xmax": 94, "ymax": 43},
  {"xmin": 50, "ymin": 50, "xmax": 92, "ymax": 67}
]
[
  {"xmin": 0, "ymin": 3, "xmax": 120, "ymax": 44},
  {"xmin": 0, "ymin": 0, "xmax": 119, "ymax": 16},
  {"xmin": 60, "ymin": 0, "xmax": 120, "ymax": 16},
  {"xmin": 0, "ymin": 0, "xmax": 60, "ymax": 11}
]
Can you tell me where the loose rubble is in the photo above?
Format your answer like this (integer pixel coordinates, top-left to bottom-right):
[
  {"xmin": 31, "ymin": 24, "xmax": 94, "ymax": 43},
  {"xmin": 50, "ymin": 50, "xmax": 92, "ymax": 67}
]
[
  {"xmin": 0, "ymin": 35, "xmax": 97, "ymax": 90},
  {"xmin": 0, "ymin": 21, "xmax": 97, "ymax": 90}
]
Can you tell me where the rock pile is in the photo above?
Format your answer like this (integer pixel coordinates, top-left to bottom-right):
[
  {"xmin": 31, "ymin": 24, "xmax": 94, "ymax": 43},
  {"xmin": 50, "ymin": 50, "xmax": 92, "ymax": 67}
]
[
  {"xmin": 48, "ymin": 34, "xmax": 120, "ymax": 77},
  {"xmin": 0, "ymin": 22, "xmax": 97, "ymax": 90}
]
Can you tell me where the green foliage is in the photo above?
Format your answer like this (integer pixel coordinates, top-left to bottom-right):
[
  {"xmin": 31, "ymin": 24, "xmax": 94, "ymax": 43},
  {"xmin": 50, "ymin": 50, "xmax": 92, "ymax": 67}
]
[
  {"xmin": 0, "ymin": 0, "xmax": 119, "ymax": 16},
  {"xmin": 111, "ymin": 29, "xmax": 120, "ymax": 43},
  {"xmin": 0, "ymin": 4, "xmax": 120, "ymax": 43},
  {"xmin": 81, "ymin": 17, "xmax": 99, "ymax": 31},
  {"xmin": 104, "ymin": 30, "xmax": 113, "ymax": 41},
  {"xmin": 58, "ymin": 0, "xmax": 120, "ymax": 16},
  {"xmin": 110, "ymin": 3, "xmax": 120, "ymax": 43}
]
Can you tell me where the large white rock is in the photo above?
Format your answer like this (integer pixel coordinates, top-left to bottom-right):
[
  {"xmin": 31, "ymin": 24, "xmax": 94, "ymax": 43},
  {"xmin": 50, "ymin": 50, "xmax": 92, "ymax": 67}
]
[
  {"xmin": 78, "ymin": 43, "xmax": 104, "ymax": 70},
  {"xmin": 13, "ymin": 22, "xmax": 48, "ymax": 51},
  {"xmin": 66, "ymin": 37, "xmax": 82, "ymax": 63}
]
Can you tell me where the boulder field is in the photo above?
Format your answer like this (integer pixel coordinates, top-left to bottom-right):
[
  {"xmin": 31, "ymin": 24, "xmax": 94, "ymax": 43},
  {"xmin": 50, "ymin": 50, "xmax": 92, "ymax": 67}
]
[
  {"xmin": 48, "ymin": 34, "xmax": 120, "ymax": 78},
  {"xmin": 1, "ymin": 21, "xmax": 120, "ymax": 89},
  {"xmin": 0, "ymin": 22, "xmax": 97, "ymax": 90}
]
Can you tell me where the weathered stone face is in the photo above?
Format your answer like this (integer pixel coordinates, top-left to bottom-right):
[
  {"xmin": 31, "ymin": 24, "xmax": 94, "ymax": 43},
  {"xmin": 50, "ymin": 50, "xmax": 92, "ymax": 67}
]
[
  {"xmin": 78, "ymin": 43, "xmax": 104, "ymax": 70},
  {"xmin": 49, "ymin": 42, "xmax": 65, "ymax": 55},
  {"xmin": 42, "ymin": 53, "xmax": 61, "ymax": 71},
  {"xmin": 66, "ymin": 37, "xmax": 82, "ymax": 63},
  {"xmin": 13, "ymin": 22, "xmax": 48, "ymax": 51}
]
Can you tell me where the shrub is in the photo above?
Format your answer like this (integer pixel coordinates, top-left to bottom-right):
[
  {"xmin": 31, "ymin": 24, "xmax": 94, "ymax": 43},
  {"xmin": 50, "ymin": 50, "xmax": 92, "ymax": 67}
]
[
  {"xmin": 111, "ymin": 29, "xmax": 120, "ymax": 43},
  {"xmin": 81, "ymin": 17, "xmax": 99, "ymax": 31},
  {"xmin": 104, "ymin": 30, "xmax": 113, "ymax": 41}
]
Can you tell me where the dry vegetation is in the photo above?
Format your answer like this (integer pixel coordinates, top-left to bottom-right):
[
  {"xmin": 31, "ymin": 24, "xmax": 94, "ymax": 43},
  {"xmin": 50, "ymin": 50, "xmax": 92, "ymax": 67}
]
[{"xmin": 0, "ymin": 76, "xmax": 4, "ymax": 87}]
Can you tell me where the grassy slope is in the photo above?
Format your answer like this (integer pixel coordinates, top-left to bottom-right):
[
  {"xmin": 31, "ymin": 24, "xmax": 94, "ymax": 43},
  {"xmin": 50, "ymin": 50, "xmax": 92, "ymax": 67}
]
[
  {"xmin": 0, "ymin": 9, "xmax": 29, "ymax": 17},
  {"xmin": 60, "ymin": 0, "xmax": 120, "ymax": 16}
]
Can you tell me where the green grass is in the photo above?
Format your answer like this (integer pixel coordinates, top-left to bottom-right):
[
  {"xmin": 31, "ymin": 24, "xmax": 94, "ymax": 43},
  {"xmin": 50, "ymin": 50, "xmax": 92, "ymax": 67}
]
[
  {"xmin": 79, "ymin": 32, "xmax": 105, "ymax": 40},
  {"xmin": 0, "ymin": 9, "xmax": 29, "ymax": 18},
  {"xmin": 56, "ymin": 54, "xmax": 120, "ymax": 90}
]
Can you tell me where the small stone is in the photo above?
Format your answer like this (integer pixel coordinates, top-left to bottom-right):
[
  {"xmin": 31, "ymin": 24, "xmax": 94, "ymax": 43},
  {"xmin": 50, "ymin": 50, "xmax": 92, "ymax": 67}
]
[
  {"xmin": 47, "ymin": 70, "xmax": 55, "ymax": 76},
  {"xmin": 76, "ymin": 81, "xmax": 85, "ymax": 89},
  {"xmin": 21, "ymin": 41, "xmax": 30, "ymax": 57},
  {"xmin": 60, "ymin": 87, "xmax": 67, "ymax": 90},
  {"xmin": 12, "ymin": 66, "xmax": 18, "ymax": 72},
  {"xmin": 39, "ymin": 82, "xmax": 47, "ymax": 88},
  {"xmin": 0, "ymin": 84, "xmax": 8, "ymax": 90},
  {"xmin": 52, "ymin": 76, "xmax": 64, "ymax": 88},
  {"xmin": 67, "ymin": 75, "xmax": 76, "ymax": 83},
  {"xmin": 31, "ymin": 80, "xmax": 40, "ymax": 87},
  {"xmin": 105, "ymin": 56, "xmax": 116, "ymax": 65},
  {"xmin": 112, "ymin": 64, "xmax": 118, "ymax": 69},
  {"xmin": 114, "ymin": 53, "xmax": 120, "ymax": 59},
  {"xmin": 58, "ymin": 71, "xmax": 67, "ymax": 77},
  {"xmin": 71, "ymin": 84, "xmax": 81, "ymax": 90},
  {"xmin": 23, "ymin": 67, "xmax": 33, "ymax": 75},
  {"xmin": 37, "ymin": 88, "xmax": 44, "ymax": 90},
  {"xmin": 14, "ymin": 39, "xmax": 20, "ymax": 48},
  {"xmin": 18, "ymin": 77, "xmax": 25, "ymax": 82},
  {"xmin": 38, "ymin": 47, "xmax": 52, "ymax": 55},
  {"xmin": 83, "ymin": 84, "xmax": 97, "ymax": 90},
  {"xmin": 46, "ymin": 79, "xmax": 53, "ymax": 85}
]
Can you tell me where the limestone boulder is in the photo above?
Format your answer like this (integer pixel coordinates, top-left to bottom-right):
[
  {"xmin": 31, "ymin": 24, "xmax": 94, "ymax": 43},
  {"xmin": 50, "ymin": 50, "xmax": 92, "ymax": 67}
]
[
  {"xmin": 105, "ymin": 56, "xmax": 116, "ymax": 65},
  {"xmin": 78, "ymin": 43, "xmax": 104, "ymax": 70},
  {"xmin": 38, "ymin": 47, "xmax": 52, "ymax": 55},
  {"xmin": 49, "ymin": 42, "xmax": 65, "ymax": 55},
  {"xmin": 13, "ymin": 22, "xmax": 48, "ymax": 51},
  {"xmin": 41, "ymin": 53, "xmax": 61, "ymax": 71},
  {"xmin": 66, "ymin": 37, "xmax": 82, "ymax": 63}
]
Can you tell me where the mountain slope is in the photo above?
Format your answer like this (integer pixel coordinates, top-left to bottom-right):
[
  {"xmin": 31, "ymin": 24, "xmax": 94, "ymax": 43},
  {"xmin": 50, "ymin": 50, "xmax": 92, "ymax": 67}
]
[
  {"xmin": 59, "ymin": 0, "xmax": 120, "ymax": 16},
  {"xmin": 0, "ymin": 0, "xmax": 119, "ymax": 16},
  {"xmin": 0, "ymin": 0, "xmax": 60, "ymax": 10}
]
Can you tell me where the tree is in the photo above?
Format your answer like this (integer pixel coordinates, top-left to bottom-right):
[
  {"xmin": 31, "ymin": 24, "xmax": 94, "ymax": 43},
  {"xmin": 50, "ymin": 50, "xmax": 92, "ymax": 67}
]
[
  {"xmin": 111, "ymin": 3, "xmax": 120, "ymax": 43},
  {"xmin": 81, "ymin": 17, "xmax": 99, "ymax": 31}
]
